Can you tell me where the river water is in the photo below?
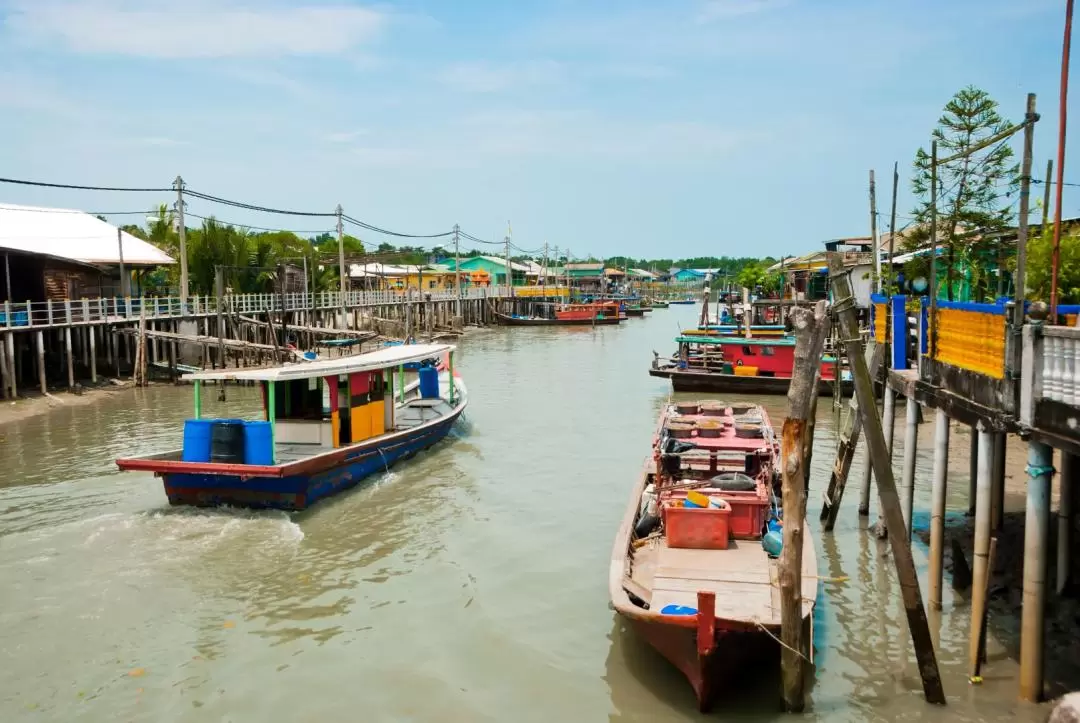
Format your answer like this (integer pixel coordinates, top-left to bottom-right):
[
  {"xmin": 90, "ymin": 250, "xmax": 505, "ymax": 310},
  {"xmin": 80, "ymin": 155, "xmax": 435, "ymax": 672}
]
[{"xmin": 0, "ymin": 306, "xmax": 1054, "ymax": 722}]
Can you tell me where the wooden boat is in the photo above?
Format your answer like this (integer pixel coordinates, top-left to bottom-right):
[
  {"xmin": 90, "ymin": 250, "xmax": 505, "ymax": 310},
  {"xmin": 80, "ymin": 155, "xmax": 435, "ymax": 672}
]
[
  {"xmin": 610, "ymin": 401, "xmax": 817, "ymax": 711},
  {"xmin": 494, "ymin": 310, "xmax": 619, "ymax": 326},
  {"xmin": 649, "ymin": 300, "xmax": 671, "ymax": 309},
  {"xmin": 116, "ymin": 344, "xmax": 467, "ymax": 511},
  {"xmin": 624, "ymin": 305, "xmax": 647, "ymax": 317},
  {"xmin": 668, "ymin": 298, "xmax": 697, "ymax": 305},
  {"xmin": 683, "ymin": 324, "xmax": 788, "ymax": 338},
  {"xmin": 650, "ymin": 335, "xmax": 851, "ymax": 396}
]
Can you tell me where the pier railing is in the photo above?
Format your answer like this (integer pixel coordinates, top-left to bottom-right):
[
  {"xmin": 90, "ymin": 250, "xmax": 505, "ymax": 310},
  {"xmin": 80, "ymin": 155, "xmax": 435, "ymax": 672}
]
[
  {"xmin": 1, "ymin": 286, "xmax": 514, "ymax": 330},
  {"xmin": 1021, "ymin": 320, "xmax": 1080, "ymax": 448}
]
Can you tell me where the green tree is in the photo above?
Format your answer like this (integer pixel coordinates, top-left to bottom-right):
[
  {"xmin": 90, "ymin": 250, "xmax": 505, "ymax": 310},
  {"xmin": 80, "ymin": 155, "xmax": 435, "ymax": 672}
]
[
  {"xmin": 906, "ymin": 86, "xmax": 1018, "ymax": 301},
  {"xmin": 1027, "ymin": 228, "xmax": 1080, "ymax": 304}
]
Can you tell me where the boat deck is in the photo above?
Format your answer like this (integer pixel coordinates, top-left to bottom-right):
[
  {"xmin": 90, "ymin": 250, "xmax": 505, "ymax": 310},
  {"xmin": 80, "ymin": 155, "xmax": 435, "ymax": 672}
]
[{"xmin": 631, "ymin": 534, "xmax": 816, "ymax": 627}]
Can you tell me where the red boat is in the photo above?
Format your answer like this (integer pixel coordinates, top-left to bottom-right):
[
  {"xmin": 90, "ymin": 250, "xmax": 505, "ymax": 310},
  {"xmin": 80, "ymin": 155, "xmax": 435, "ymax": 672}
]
[
  {"xmin": 554, "ymin": 302, "xmax": 621, "ymax": 323},
  {"xmin": 610, "ymin": 400, "xmax": 818, "ymax": 711},
  {"xmin": 649, "ymin": 335, "xmax": 851, "ymax": 396}
]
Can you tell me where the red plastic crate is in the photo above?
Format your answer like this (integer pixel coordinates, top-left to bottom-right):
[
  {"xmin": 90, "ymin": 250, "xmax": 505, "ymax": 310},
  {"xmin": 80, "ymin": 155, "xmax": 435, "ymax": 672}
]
[
  {"xmin": 722, "ymin": 492, "xmax": 769, "ymax": 539},
  {"xmin": 663, "ymin": 501, "xmax": 731, "ymax": 549}
]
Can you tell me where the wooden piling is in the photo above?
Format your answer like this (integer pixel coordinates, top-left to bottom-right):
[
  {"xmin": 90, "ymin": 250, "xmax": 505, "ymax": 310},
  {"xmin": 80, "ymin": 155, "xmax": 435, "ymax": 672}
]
[
  {"xmin": 968, "ymin": 422, "xmax": 993, "ymax": 675},
  {"xmin": 828, "ymin": 253, "xmax": 945, "ymax": 704},
  {"xmin": 89, "ymin": 326, "xmax": 97, "ymax": 383},
  {"xmin": 862, "ymin": 384, "xmax": 897, "ymax": 515},
  {"xmin": 991, "ymin": 432, "xmax": 1007, "ymax": 531},
  {"xmin": 64, "ymin": 326, "xmax": 74, "ymax": 389},
  {"xmin": 34, "ymin": 330, "xmax": 46, "ymax": 394},
  {"xmin": 779, "ymin": 301, "xmax": 828, "ymax": 713},
  {"xmin": 1059, "ymin": 452, "xmax": 1076, "ymax": 594},
  {"xmin": 929, "ymin": 408, "xmax": 950, "ymax": 609},
  {"xmin": 1019, "ymin": 441, "xmax": 1053, "ymax": 702},
  {"xmin": 969, "ymin": 429, "xmax": 978, "ymax": 516},
  {"xmin": 900, "ymin": 397, "xmax": 920, "ymax": 539},
  {"xmin": 0, "ymin": 332, "xmax": 9, "ymax": 399}
]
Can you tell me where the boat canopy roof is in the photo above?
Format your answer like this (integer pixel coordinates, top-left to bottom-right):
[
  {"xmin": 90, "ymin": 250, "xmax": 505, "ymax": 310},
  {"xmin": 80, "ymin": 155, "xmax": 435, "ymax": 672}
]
[
  {"xmin": 181, "ymin": 343, "xmax": 454, "ymax": 383},
  {"xmin": 674, "ymin": 335, "xmax": 795, "ymax": 346}
]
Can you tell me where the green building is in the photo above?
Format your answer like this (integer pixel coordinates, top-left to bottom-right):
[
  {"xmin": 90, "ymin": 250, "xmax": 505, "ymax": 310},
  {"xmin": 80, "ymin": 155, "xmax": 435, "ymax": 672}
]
[{"xmin": 445, "ymin": 255, "xmax": 529, "ymax": 286}]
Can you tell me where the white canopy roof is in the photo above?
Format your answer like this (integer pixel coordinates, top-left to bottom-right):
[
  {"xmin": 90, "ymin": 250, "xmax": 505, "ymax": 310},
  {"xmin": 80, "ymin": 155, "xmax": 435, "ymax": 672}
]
[
  {"xmin": 181, "ymin": 343, "xmax": 455, "ymax": 382},
  {"xmin": 0, "ymin": 203, "xmax": 174, "ymax": 266}
]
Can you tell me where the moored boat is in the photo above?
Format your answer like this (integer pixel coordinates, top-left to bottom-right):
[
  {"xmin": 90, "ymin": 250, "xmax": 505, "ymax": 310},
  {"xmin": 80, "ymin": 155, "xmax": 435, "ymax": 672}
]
[
  {"xmin": 494, "ymin": 310, "xmax": 619, "ymax": 326},
  {"xmin": 650, "ymin": 334, "xmax": 851, "ymax": 396},
  {"xmin": 116, "ymin": 344, "xmax": 467, "ymax": 511},
  {"xmin": 610, "ymin": 400, "xmax": 817, "ymax": 711}
]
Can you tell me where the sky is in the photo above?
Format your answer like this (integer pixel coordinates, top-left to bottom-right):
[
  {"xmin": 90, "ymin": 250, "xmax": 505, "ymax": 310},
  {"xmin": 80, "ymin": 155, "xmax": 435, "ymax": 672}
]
[{"xmin": 0, "ymin": 0, "xmax": 1076, "ymax": 261}]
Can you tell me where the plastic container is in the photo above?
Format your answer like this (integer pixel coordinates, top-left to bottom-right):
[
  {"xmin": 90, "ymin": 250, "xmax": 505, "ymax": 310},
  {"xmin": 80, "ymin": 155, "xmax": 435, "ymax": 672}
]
[
  {"xmin": 733, "ymin": 365, "xmax": 759, "ymax": 376},
  {"xmin": 762, "ymin": 530, "xmax": 783, "ymax": 557},
  {"xmin": 243, "ymin": 421, "xmax": 274, "ymax": 465},
  {"xmin": 210, "ymin": 419, "xmax": 246, "ymax": 463},
  {"xmin": 418, "ymin": 365, "xmax": 440, "ymax": 399},
  {"xmin": 724, "ymin": 492, "xmax": 770, "ymax": 539},
  {"xmin": 182, "ymin": 419, "xmax": 215, "ymax": 462},
  {"xmin": 663, "ymin": 499, "xmax": 731, "ymax": 549}
]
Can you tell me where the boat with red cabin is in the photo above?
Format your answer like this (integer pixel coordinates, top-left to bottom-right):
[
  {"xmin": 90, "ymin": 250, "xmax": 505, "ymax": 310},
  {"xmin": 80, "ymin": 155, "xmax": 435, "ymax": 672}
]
[
  {"xmin": 650, "ymin": 334, "xmax": 851, "ymax": 395},
  {"xmin": 610, "ymin": 399, "xmax": 817, "ymax": 711},
  {"xmin": 115, "ymin": 344, "xmax": 466, "ymax": 511}
]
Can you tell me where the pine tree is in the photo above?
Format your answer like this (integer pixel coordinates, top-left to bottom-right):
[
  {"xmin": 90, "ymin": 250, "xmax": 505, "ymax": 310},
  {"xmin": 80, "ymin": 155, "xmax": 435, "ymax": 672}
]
[{"xmin": 906, "ymin": 86, "xmax": 1019, "ymax": 300}]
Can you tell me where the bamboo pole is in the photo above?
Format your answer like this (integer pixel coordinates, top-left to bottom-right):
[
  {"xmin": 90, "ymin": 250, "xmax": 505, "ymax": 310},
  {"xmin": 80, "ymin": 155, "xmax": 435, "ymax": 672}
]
[
  {"xmin": 900, "ymin": 397, "xmax": 920, "ymax": 539},
  {"xmin": 780, "ymin": 300, "xmax": 828, "ymax": 713},
  {"xmin": 827, "ymin": 252, "xmax": 945, "ymax": 704},
  {"xmin": 35, "ymin": 330, "xmax": 46, "ymax": 395}
]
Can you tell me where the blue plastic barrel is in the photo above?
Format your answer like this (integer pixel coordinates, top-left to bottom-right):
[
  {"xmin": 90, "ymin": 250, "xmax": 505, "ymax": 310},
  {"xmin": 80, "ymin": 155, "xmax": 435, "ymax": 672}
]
[
  {"xmin": 418, "ymin": 365, "xmax": 440, "ymax": 399},
  {"xmin": 243, "ymin": 421, "xmax": 274, "ymax": 465},
  {"xmin": 182, "ymin": 419, "xmax": 215, "ymax": 462}
]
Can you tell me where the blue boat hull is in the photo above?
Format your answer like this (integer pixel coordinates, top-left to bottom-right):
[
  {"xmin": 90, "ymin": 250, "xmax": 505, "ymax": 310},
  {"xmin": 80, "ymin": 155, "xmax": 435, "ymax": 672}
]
[{"xmin": 162, "ymin": 413, "xmax": 460, "ymax": 511}]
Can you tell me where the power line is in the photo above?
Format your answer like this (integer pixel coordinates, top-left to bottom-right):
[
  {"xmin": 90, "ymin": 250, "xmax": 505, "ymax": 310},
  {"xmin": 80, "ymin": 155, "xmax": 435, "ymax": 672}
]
[
  {"xmin": 0, "ymin": 176, "xmax": 172, "ymax": 192},
  {"xmin": 1032, "ymin": 178, "xmax": 1080, "ymax": 188},
  {"xmin": 184, "ymin": 211, "xmax": 336, "ymax": 235},
  {"xmin": 184, "ymin": 189, "xmax": 338, "ymax": 218},
  {"xmin": 341, "ymin": 214, "xmax": 453, "ymax": 239},
  {"xmin": 0, "ymin": 205, "xmax": 155, "ymax": 216}
]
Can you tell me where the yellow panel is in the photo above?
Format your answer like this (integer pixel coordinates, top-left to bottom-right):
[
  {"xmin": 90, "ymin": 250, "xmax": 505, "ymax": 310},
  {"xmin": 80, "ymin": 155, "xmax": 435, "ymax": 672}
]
[
  {"xmin": 350, "ymin": 404, "xmax": 372, "ymax": 443},
  {"xmin": 933, "ymin": 308, "xmax": 1005, "ymax": 379},
  {"xmin": 369, "ymin": 399, "xmax": 385, "ymax": 436},
  {"xmin": 873, "ymin": 303, "xmax": 887, "ymax": 343},
  {"xmin": 330, "ymin": 411, "xmax": 340, "ymax": 449}
]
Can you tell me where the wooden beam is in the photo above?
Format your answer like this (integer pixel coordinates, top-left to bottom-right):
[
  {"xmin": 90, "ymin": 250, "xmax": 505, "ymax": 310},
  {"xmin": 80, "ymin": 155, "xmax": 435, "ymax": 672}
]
[
  {"xmin": 827, "ymin": 252, "xmax": 946, "ymax": 705},
  {"xmin": 780, "ymin": 300, "xmax": 828, "ymax": 713}
]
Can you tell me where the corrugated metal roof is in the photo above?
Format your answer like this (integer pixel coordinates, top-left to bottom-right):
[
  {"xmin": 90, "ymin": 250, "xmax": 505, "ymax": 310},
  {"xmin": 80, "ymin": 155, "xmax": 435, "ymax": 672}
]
[{"xmin": 0, "ymin": 203, "xmax": 174, "ymax": 266}]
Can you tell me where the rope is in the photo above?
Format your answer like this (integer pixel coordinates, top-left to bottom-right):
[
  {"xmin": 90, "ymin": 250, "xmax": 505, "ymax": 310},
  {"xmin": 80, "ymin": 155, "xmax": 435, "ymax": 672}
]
[{"xmin": 752, "ymin": 618, "xmax": 812, "ymax": 663}]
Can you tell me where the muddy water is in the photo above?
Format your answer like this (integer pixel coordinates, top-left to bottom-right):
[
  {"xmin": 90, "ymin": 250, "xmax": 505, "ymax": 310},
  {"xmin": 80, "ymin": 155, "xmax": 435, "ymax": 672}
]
[{"xmin": 0, "ymin": 306, "xmax": 1055, "ymax": 722}]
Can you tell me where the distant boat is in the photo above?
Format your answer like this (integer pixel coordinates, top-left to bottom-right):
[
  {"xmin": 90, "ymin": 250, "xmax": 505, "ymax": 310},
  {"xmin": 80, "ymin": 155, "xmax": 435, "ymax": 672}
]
[
  {"xmin": 668, "ymin": 298, "xmax": 697, "ymax": 305},
  {"xmin": 116, "ymin": 344, "xmax": 466, "ymax": 511},
  {"xmin": 610, "ymin": 400, "xmax": 817, "ymax": 711}
]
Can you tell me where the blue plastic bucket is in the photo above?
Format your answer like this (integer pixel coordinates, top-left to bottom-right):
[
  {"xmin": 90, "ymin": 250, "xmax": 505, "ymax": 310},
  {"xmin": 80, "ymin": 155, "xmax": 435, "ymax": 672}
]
[
  {"xmin": 182, "ymin": 419, "xmax": 215, "ymax": 462},
  {"xmin": 418, "ymin": 365, "xmax": 440, "ymax": 399},
  {"xmin": 243, "ymin": 421, "xmax": 274, "ymax": 465}
]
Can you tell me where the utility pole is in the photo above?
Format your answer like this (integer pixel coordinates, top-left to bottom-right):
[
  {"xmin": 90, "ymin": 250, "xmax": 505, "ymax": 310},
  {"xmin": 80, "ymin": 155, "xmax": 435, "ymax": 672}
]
[
  {"xmin": 1051, "ymin": 0, "xmax": 1074, "ymax": 322},
  {"xmin": 453, "ymin": 223, "xmax": 462, "ymax": 317},
  {"xmin": 336, "ymin": 204, "xmax": 346, "ymax": 324},
  {"xmin": 278, "ymin": 263, "xmax": 287, "ymax": 359},
  {"xmin": 888, "ymin": 162, "xmax": 899, "ymax": 293},
  {"xmin": 173, "ymin": 175, "xmax": 188, "ymax": 312},
  {"xmin": 116, "ymin": 227, "xmax": 128, "ymax": 298},
  {"xmin": 1015, "ymin": 95, "xmax": 1038, "ymax": 362},
  {"xmin": 505, "ymin": 226, "xmax": 513, "ymax": 297},
  {"xmin": 1043, "ymin": 159, "xmax": 1054, "ymax": 227},
  {"xmin": 870, "ymin": 170, "xmax": 880, "ymax": 291},
  {"xmin": 554, "ymin": 245, "xmax": 560, "ymax": 300},
  {"xmin": 542, "ymin": 241, "xmax": 549, "ymax": 297},
  {"xmin": 928, "ymin": 140, "xmax": 939, "ymax": 363}
]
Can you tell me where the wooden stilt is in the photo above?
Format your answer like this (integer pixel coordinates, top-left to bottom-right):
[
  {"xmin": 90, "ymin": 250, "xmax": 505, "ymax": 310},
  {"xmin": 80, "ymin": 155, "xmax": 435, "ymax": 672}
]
[
  {"xmin": 35, "ymin": 330, "xmax": 46, "ymax": 394},
  {"xmin": 64, "ymin": 326, "xmax": 74, "ymax": 389},
  {"xmin": 865, "ymin": 384, "xmax": 897, "ymax": 517},
  {"xmin": 1059, "ymin": 452, "xmax": 1077, "ymax": 594},
  {"xmin": 969, "ymin": 429, "xmax": 979, "ymax": 516},
  {"xmin": 900, "ymin": 396, "xmax": 920, "ymax": 539},
  {"xmin": 968, "ymin": 422, "xmax": 993, "ymax": 674},
  {"xmin": 828, "ymin": 253, "xmax": 945, "ymax": 704},
  {"xmin": 0, "ymin": 332, "xmax": 9, "ymax": 400},
  {"xmin": 991, "ymin": 432, "xmax": 1007, "ymax": 531},
  {"xmin": 929, "ymin": 408, "xmax": 950, "ymax": 609},
  {"xmin": 89, "ymin": 326, "xmax": 97, "ymax": 383},
  {"xmin": 780, "ymin": 301, "xmax": 828, "ymax": 713},
  {"xmin": 1019, "ymin": 441, "xmax": 1052, "ymax": 702}
]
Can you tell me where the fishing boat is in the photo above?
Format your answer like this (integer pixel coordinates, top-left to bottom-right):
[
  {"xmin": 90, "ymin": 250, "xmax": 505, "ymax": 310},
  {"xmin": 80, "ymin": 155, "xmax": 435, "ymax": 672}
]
[
  {"xmin": 683, "ymin": 324, "xmax": 788, "ymax": 338},
  {"xmin": 610, "ymin": 400, "xmax": 817, "ymax": 711},
  {"xmin": 115, "ymin": 344, "xmax": 466, "ymax": 511},
  {"xmin": 649, "ymin": 334, "xmax": 851, "ymax": 396},
  {"xmin": 649, "ymin": 300, "xmax": 671, "ymax": 309},
  {"xmin": 668, "ymin": 297, "xmax": 697, "ymax": 305}
]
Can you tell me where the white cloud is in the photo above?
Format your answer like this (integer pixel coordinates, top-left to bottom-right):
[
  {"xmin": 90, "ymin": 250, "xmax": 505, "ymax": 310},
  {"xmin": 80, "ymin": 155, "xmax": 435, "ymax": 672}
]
[
  {"xmin": 4, "ymin": 0, "xmax": 386, "ymax": 58},
  {"xmin": 437, "ymin": 60, "xmax": 564, "ymax": 93}
]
